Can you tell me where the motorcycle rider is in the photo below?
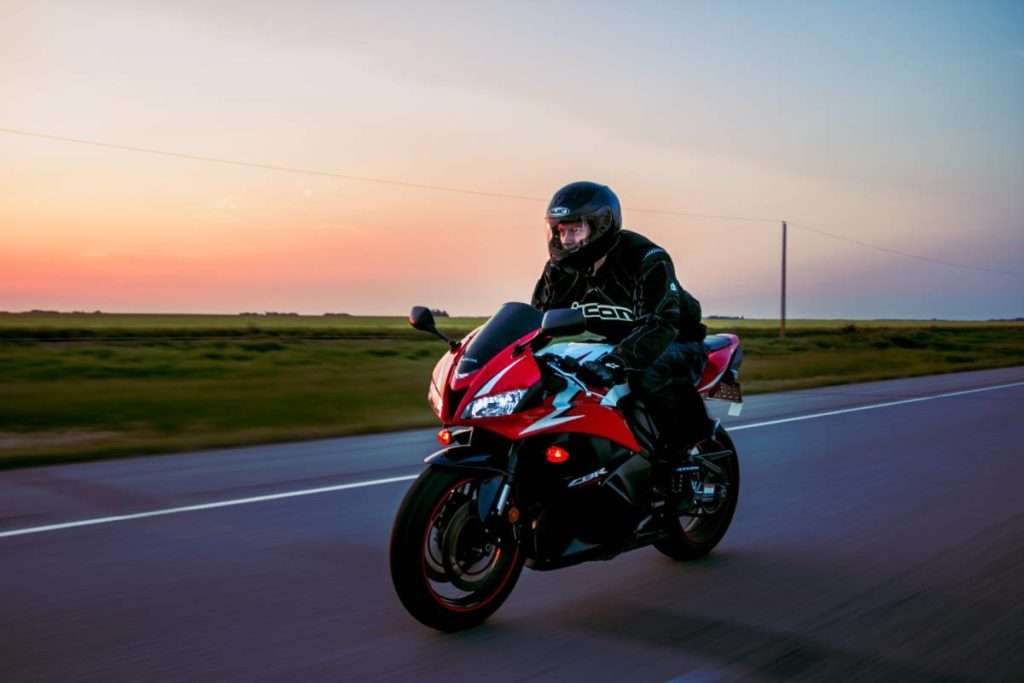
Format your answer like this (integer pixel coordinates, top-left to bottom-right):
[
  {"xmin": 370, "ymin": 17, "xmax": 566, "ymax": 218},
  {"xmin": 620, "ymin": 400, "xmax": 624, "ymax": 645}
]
[{"xmin": 531, "ymin": 181, "xmax": 716, "ymax": 484}]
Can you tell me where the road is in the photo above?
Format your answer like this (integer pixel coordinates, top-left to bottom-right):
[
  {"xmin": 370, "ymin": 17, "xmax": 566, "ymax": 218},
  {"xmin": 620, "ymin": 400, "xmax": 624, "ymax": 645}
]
[{"xmin": 2, "ymin": 366, "xmax": 1023, "ymax": 682}]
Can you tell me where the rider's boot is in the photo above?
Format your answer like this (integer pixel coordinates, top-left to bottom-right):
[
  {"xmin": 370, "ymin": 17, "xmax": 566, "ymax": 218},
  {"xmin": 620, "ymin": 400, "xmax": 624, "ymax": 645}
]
[
  {"xmin": 651, "ymin": 418, "xmax": 720, "ymax": 503},
  {"xmin": 685, "ymin": 418, "xmax": 723, "ymax": 457}
]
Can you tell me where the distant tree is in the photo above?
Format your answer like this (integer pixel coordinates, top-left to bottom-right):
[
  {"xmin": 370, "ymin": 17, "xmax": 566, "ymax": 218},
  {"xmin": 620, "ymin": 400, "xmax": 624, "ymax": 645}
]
[{"xmin": 430, "ymin": 308, "xmax": 450, "ymax": 317}]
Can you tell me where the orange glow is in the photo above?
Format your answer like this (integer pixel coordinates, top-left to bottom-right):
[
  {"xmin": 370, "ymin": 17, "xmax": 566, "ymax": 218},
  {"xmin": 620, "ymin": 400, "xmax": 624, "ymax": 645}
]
[
  {"xmin": 2, "ymin": 5, "xmax": 1017, "ymax": 320},
  {"xmin": 437, "ymin": 429, "xmax": 453, "ymax": 446},
  {"xmin": 545, "ymin": 445, "xmax": 569, "ymax": 464}
]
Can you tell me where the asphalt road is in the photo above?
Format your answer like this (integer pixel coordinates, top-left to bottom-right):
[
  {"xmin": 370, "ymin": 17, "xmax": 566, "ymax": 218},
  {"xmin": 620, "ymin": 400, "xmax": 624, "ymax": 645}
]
[{"xmin": 2, "ymin": 366, "xmax": 1024, "ymax": 682}]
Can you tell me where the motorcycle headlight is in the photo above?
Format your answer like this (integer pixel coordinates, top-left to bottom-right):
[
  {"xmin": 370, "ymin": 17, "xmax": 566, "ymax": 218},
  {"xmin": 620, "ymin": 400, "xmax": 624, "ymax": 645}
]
[{"xmin": 462, "ymin": 389, "xmax": 527, "ymax": 419}]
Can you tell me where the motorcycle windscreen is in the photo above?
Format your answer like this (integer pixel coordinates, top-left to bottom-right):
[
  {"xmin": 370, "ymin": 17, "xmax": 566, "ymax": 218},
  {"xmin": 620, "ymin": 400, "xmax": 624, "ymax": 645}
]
[{"xmin": 454, "ymin": 302, "xmax": 541, "ymax": 381}]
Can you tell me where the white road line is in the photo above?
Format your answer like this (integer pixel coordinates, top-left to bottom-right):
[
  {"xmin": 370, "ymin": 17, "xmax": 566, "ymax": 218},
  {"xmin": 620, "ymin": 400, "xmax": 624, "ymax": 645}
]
[
  {"xmin": 2, "ymin": 378, "xmax": 1023, "ymax": 540},
  {"xmin": 728, "ymin": 380, "xmax": 1024, "ymax": 431},
  {"xmin": 0, "ymin": 474, "xmax": 418, "ymax": 539}
]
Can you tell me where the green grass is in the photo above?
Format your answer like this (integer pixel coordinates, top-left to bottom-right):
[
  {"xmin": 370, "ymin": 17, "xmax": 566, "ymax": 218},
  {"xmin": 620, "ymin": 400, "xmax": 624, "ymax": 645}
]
[
  {"xmin": 0, "ymin": 312, "xmax": 487, "ymax": 340},
  {"xmin": 1, "ymin": 313, "xmax": 1022, "ymax": 468}
]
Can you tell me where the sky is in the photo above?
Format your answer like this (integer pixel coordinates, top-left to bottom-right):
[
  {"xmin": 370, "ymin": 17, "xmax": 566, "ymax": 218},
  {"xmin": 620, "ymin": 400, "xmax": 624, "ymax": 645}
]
[{"xmin": 2, "ymin": 0, "xmax": 1022, "ymax": 318}]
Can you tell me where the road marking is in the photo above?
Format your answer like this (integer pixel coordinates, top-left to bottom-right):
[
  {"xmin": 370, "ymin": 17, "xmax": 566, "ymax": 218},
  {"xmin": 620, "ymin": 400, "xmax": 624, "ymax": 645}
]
[
  {"xmin": 728, "ymin": 380, "xmax": 1024, "ymax": 431},
  {"xmin": 2, "ymin": 379, "xmax": 1022, "ymax": 540},
  {"xmin": 0, "ymin": 474, "xmax": 418, "ymax": 539}
]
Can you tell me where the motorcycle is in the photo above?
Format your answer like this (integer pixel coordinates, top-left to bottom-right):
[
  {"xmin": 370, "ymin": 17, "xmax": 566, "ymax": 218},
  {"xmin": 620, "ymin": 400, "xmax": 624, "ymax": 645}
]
[{"xmin": 389, "ymin": 302, "xmax": 744, "ymax": 631}]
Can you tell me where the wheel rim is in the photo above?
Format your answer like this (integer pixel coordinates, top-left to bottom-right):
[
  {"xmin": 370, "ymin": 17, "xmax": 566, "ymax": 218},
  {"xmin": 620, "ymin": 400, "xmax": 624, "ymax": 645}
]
[{"xmin": 420, "ymin": 478, "xmax": 520, "ymax": 612}]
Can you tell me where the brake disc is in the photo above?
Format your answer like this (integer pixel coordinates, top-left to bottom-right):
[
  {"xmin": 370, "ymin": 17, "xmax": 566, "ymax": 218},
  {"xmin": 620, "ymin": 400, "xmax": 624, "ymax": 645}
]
[{"xmin": 441, "ymin": 503, "xmax": 502, "ymax": 592}]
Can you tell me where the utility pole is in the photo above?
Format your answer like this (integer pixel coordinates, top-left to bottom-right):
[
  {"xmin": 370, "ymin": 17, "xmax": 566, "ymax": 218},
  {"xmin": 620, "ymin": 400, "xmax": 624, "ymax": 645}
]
[{"xmin": 781, "ymin": 220, "xmax": 787, "ymax": 339}]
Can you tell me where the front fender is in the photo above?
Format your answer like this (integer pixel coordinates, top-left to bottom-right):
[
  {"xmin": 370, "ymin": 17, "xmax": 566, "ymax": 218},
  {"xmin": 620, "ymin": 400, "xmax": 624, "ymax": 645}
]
[
  {"xmin": 424, "ymin": 444, "xmax": 510, "ymax": 520},
  {"xmin": 423, "ymin": 444, "xmax": 510, "ymax": 476}
]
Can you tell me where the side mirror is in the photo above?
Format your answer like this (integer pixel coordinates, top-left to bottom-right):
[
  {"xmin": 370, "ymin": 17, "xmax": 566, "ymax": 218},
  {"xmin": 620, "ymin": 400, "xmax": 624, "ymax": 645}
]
[
  {"xmin": 540, "ymin": 308, "xmax": 586, "ymax": 337},
  {"xmin": 409, "ymin": 306, "xmax": 436, "ymax": 332},
  {"xmin": 408, "ymin": 305, "xmax": 458, "ymax": 350}
]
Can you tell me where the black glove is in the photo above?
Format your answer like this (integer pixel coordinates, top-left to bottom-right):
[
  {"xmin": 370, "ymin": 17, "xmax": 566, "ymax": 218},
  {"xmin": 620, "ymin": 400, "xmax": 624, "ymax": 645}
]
[{"xmin": 579, "ymin": 355, "xmax": 627, "ymax": 388}]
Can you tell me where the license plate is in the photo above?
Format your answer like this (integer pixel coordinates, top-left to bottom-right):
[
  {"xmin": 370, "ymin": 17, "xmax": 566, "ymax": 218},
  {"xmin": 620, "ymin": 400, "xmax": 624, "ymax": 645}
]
[{"xmin": 708, "ymin": 381, "xmax": 742, "ymax": 403}]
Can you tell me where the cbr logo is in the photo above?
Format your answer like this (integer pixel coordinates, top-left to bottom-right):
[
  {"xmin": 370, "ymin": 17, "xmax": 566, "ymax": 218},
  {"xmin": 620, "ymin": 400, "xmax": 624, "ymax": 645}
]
[
  {"xmin": 568, "ymin": 467, "xmax": 608, "ymax": 488},
  {"xmin": 549, "ymin": 206, "xmax": 570, "ymax": 217},
  {"xmin": 571, "ymin": 301, "xmax": 634, "ymax": 322}
]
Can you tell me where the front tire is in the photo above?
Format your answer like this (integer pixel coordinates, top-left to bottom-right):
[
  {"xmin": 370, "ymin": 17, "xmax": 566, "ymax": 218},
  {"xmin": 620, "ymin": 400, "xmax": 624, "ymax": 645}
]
[
  {"xmin": 655, "ymin": 428, "xmax": 740, "ymax": 561},
  {"xmin": 389, "ymin": 467, "xmax": 524, "ymax": 631}
]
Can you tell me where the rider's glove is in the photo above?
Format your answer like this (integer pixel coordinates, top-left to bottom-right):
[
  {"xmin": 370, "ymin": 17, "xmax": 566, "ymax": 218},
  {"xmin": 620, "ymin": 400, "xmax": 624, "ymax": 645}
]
[{"xmin": 579, "ymin": 354, "xmax": 627, "ymax": 388}]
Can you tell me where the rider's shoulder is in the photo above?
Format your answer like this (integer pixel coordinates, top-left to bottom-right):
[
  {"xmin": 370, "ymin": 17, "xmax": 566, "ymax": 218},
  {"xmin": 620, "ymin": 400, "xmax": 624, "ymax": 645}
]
[{"xmin": 613, "ymin": 230, "xmax": 673, "ymax": 268}]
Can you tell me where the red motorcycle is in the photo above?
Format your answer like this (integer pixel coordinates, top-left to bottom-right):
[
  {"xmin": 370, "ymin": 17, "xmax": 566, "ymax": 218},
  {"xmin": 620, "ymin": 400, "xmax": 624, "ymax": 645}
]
[{"xmin": 389, "ymin": 302, "xmax": 744, "ymax": 631}]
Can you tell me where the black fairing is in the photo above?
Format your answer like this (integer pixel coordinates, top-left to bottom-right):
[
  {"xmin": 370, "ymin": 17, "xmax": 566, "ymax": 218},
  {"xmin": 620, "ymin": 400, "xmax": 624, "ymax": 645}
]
[
  {"xmin": 513, "ymin": 433, "xmax": 652, "ymax": 570},
  {"xmin": 620, "ymin": 396, "xmax": 660, "ymax": 453},
  {"xmin": 422, "ymin": 426, "xmax": 656, "ymax": 571},
  {"xmin": 454, "ymin": 302, "xmax": 541, "ymax": 378}
]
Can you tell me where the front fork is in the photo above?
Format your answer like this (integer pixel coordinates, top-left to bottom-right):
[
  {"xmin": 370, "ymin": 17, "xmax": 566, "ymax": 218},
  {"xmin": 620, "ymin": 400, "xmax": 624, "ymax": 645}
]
[
  {"xmin": 469, "ymin": 471, "xmax": 523, "ymax": 553},
  {"xmin": 474, "ymin": 476, "xmax": 512, "ymax": 521}
]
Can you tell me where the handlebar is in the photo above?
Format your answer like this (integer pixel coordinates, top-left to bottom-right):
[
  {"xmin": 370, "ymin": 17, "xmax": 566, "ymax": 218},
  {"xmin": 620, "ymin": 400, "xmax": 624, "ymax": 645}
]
[
  {"xmin": 539, "ymin": 353, "xmax": 610, "ymax": 395},
  {"xmin": 548, "ymin": 354, "xmax": 580, "ymax": 373}
]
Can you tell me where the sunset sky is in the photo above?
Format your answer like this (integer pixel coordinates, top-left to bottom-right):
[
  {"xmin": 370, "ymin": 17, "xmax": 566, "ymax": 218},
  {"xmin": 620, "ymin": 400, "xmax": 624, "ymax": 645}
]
[{"xmin": 2, "ymin": 1, "xmax": 1022, "ymax": 318}]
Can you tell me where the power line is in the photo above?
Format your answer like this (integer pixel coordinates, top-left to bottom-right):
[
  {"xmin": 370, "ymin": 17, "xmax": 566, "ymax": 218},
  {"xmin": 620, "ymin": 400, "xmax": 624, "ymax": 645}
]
[
  {"xmin": 787, "ymin": 222, "xmax": 1023, "ymax": 278},
  {"xmin": 0, "ymin": 127, "xmax": 793, "ymax": 224},
  {"xmin": 0, "ymin": 127, "xmax": 543, "ymax": 203},
  {"xmin": 2, "ymin": 126, "xmax": 1019, "ymax": 278},
  {"xmin": 626, "ymin": 206, "xmax": 777, "ymax": 223}
]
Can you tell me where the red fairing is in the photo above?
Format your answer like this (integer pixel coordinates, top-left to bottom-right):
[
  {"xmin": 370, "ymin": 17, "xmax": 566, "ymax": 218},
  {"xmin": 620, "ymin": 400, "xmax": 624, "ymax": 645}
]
[
  {"xmin": 698, "ymin": 334, "xmax": 740, "ymax": 393},
  {"xmin": 428, "ymin": 350, "xmax": 455, "ymax": 419},
  {"xmin": 450, "ymin": 330, "xmax": 541, "ymax": 419},
  {"xmin": 427, "ymin": 328, "xmax": 482, "ymax": 421},
  {"xmin": 484, "ymin": 392, "xmax": 642, "ymax": 452},
  {"xmin": 431, "ymin": 325, "xmax": 746, "ymax": 454},
  {"xmin": 443, "ymin": 330, "xmax": 641, "ymax": 452}
]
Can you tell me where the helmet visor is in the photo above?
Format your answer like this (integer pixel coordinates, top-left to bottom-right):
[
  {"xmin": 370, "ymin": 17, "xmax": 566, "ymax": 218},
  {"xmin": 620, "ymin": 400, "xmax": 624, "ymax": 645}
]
[{"xmin": 546, "ymin": 218, "xmax": 591, "ymax": 251}]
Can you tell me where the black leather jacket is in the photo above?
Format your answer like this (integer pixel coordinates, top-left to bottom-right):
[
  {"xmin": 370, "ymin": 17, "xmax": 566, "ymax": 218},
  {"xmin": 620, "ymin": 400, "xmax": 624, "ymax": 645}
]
[{"xmin": 531, "ymin": 230, "xmax": 705, "ymax": 372}]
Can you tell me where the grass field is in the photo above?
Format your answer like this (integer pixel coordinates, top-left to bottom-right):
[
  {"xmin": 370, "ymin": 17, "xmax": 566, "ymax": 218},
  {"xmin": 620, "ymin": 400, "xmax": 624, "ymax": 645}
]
[{"xmin": 2, "ymin": 313, "xmax": 1022, "ymax": 468}]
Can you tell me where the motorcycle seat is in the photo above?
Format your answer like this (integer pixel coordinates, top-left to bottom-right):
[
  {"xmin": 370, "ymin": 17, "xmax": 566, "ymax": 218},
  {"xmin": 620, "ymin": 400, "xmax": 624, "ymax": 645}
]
[{"xmin": 703, "ymin": 334, "xmax": 733, "ymax": 353}]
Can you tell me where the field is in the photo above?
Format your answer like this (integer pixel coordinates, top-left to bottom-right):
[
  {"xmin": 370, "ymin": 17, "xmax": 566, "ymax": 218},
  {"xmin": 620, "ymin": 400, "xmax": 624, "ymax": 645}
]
[{"xmin": 2, "ymin": 313, "xmax": 1023, "ymax": 468}]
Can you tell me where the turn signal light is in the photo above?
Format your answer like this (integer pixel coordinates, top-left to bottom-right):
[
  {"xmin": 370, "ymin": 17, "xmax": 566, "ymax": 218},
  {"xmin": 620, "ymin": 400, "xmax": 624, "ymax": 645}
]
[
  {"xmin": 437, "ymin": 429, "xmax": 453, "ymax": 445},
  {"xmin": 545, "ymin": 445, "xmax": 570, "ymax": 464}
]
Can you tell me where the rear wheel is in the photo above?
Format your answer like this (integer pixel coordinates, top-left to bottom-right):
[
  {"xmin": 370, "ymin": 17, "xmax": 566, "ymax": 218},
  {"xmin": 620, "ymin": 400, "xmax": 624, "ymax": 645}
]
[
  {"xmin": 655, "ymin": 428, "xmax": 740, "ymax": 561},
  {"xmin": 389, "ymin": 467, "xmax": 524, "ymax": 631}
]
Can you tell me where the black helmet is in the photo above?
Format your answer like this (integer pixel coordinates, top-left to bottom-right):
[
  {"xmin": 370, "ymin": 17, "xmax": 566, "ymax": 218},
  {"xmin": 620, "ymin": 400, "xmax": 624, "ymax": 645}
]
[{"xmin": 545, "ymin": 181, "xmax": 622, "ymax": 271}]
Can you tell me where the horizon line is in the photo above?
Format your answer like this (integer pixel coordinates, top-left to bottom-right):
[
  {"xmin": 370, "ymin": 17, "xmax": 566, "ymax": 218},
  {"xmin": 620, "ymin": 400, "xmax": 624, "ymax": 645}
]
[{"xmin": 1, "ymin": 310, "xmax": 1022, "ymax": 323}]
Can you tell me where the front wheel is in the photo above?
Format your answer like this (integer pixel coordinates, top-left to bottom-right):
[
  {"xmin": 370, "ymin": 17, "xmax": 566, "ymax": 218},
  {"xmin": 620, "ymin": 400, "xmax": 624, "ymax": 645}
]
[
  {"xmin": 655, "ymin": 428, "xmax": 740, "ymax": 561},
  {"xmin": 389, "ymin": 467, "xmax": 524, "ymax": 631}
]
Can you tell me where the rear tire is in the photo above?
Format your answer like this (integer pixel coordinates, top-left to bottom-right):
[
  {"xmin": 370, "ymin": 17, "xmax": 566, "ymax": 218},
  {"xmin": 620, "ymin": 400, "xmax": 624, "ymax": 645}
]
[
  {"xmin": 655, "ymin": 428, "xmax": 740, "ymax": 561},
  {"xmin": 390, "ymin": 467, "xmax": 524, "ymax": 632}
]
